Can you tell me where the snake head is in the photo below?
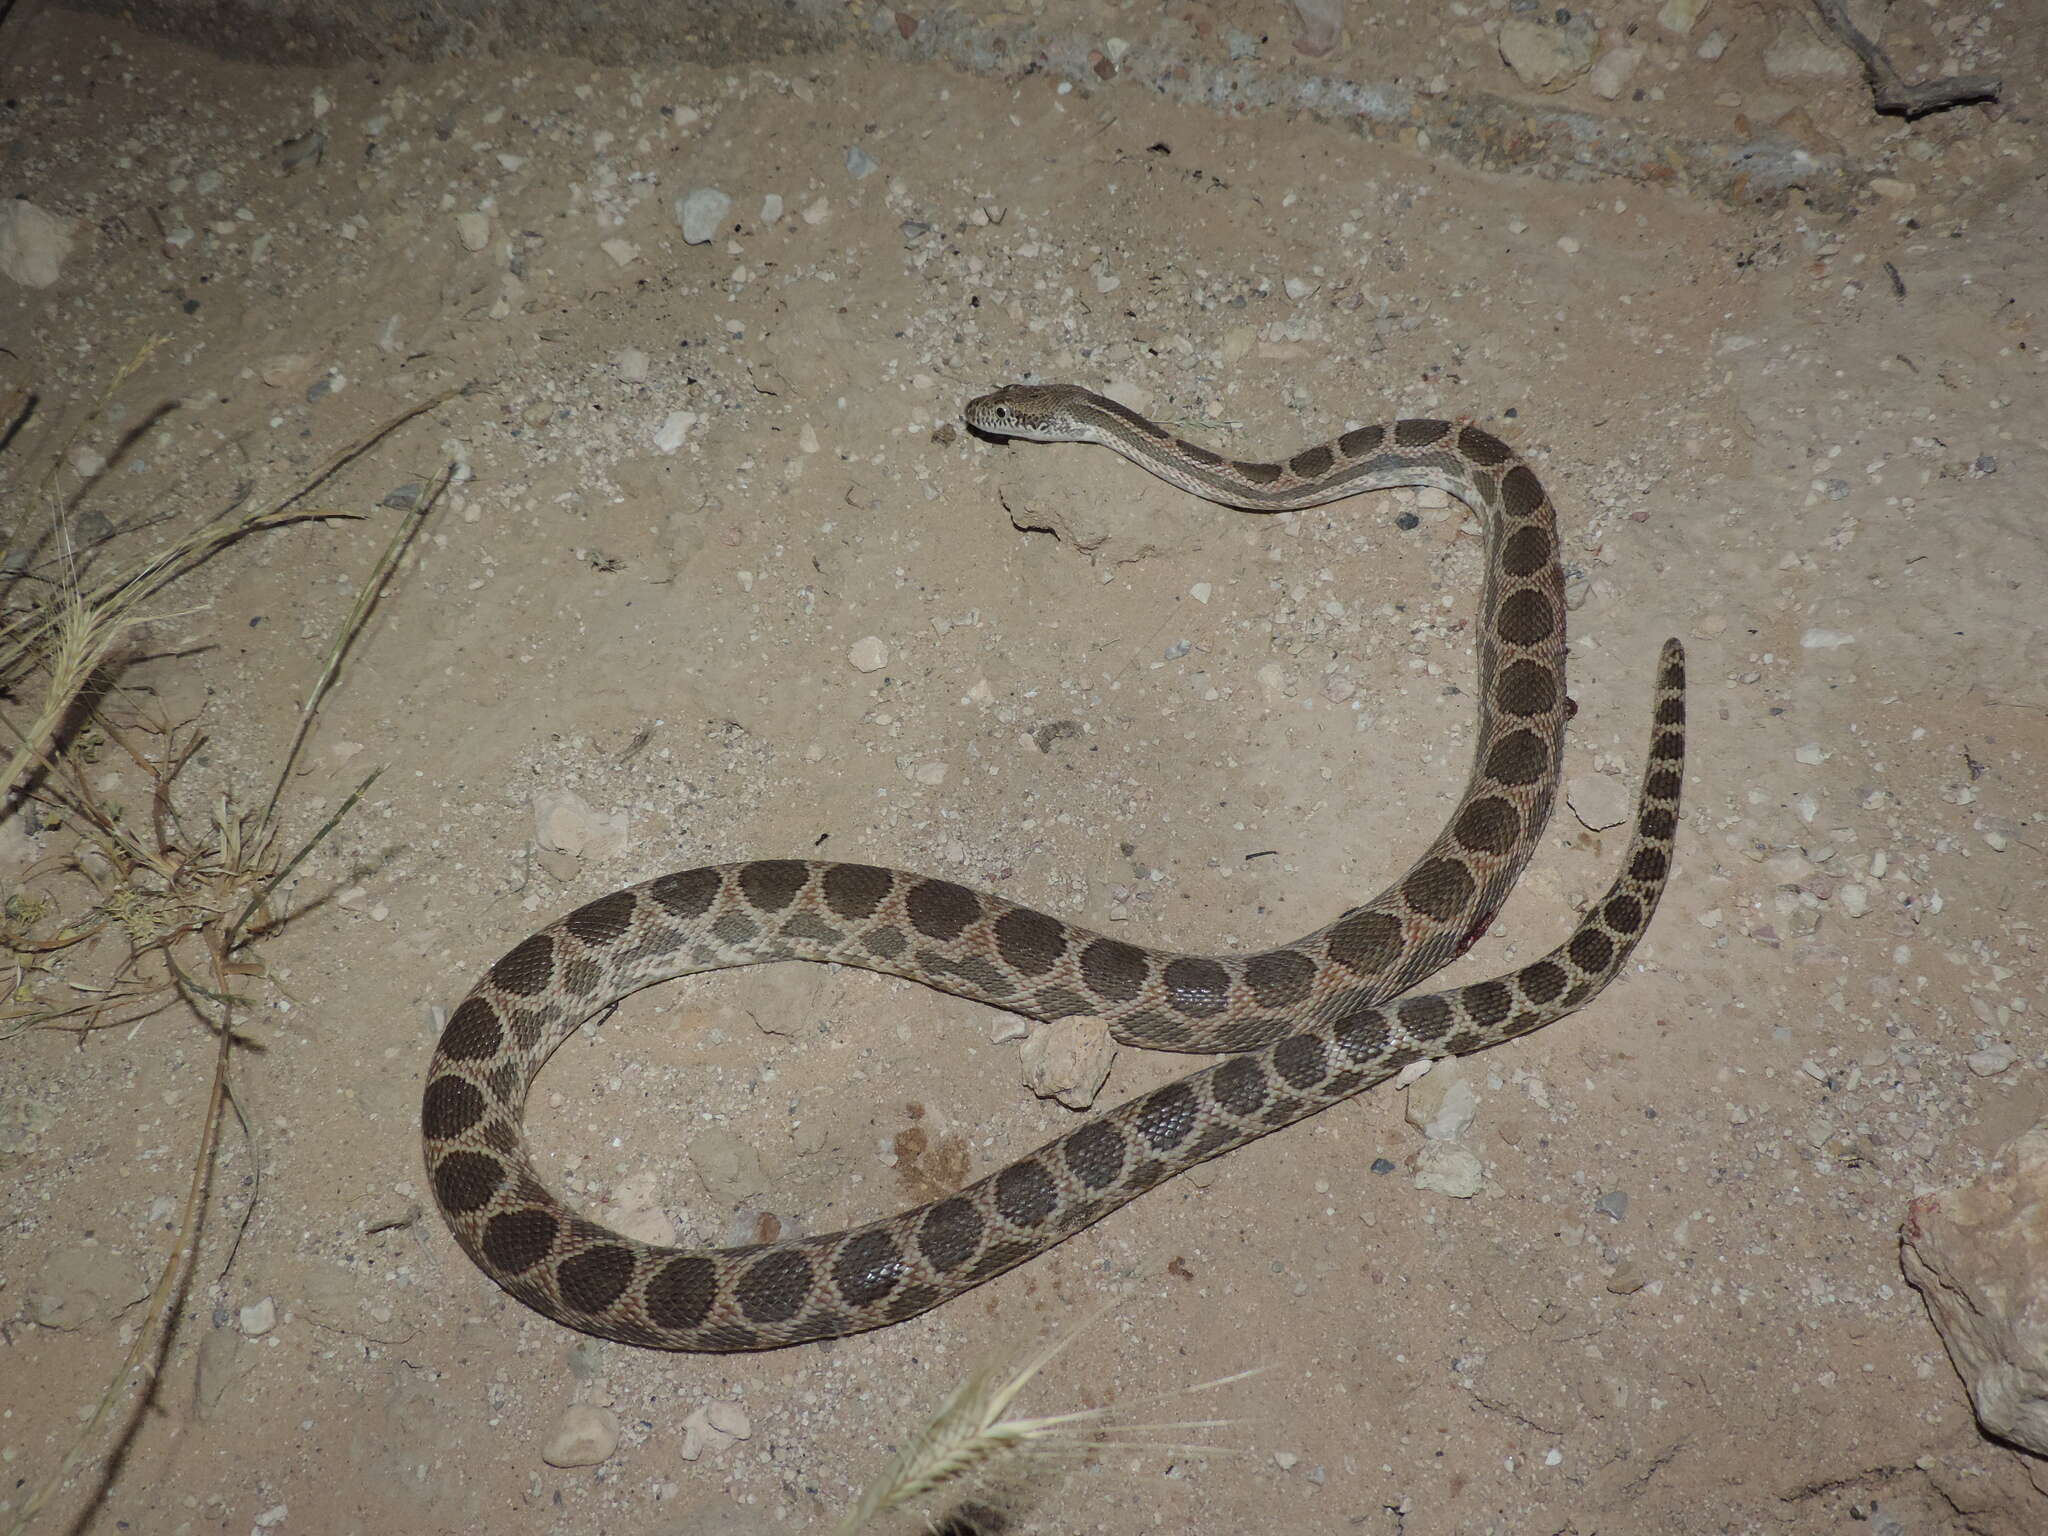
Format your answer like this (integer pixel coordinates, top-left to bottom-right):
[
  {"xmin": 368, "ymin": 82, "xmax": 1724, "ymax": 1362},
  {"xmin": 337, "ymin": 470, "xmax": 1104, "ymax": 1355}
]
[{"xmin": 963, "ymin": 383, "xmax": 1099, "ymax": 444}]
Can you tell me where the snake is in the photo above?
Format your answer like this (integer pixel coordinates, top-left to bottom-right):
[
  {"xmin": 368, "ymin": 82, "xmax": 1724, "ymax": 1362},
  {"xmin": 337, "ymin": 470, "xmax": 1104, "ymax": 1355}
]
[{"xmin": 423, "ymin": 384, "xmax": 1686, "ymax": 1352}]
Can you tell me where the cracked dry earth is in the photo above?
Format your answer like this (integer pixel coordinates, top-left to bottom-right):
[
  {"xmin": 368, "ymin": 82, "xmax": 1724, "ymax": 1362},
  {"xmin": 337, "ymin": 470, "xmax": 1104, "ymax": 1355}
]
[{"xmin": 2, "ymin": 3, "xmax": 2045, "ymax": 1534}]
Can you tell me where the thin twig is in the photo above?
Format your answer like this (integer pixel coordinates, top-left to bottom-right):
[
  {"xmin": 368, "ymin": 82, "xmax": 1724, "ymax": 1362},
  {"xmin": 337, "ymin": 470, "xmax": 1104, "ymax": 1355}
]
[
  {"xmin": 1809, "ymin": 0, "xmax": 1999, "ymax": 119},
  {"xmin": 3, "ymin": 986, "xmax": 233, "ymax": 1536},
  {"xmin": 234, "ymin": 766, "xmax": 383, "ymax": 944},
  {"xmin": 256, "ymin": 460, "xmax": 443, "ymax": 835}
]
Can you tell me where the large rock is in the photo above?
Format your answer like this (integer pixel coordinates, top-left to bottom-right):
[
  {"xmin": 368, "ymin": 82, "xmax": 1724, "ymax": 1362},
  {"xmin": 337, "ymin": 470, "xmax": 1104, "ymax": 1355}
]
[{"xmin": 1901, "ymin": 1118, "xmax": 2048, "ymax": 1457}]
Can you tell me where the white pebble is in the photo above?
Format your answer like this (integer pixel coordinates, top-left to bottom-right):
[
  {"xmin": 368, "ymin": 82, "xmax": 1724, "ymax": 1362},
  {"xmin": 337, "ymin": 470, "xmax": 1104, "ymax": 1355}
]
[
  {"xmin": 1838, "ymin": 883, "xmax": 1870, "ymax": 917},
  {"xmin": 0, "ymin": 199, "xmax": 77, "ymax": 287},
  {"xmin": 849, "ymin": 636, "xmax": 890, "ymax": 673},
  {"xmin": 238, "ymin": 1297, "xmax": 277, "ymax": 1336},
  {"xmin": 454, "ymin": 211, "xmax": 490, "ymax": 252},
  {"xmin": 1556, "ymin": 235, "xmax": 1581, "ymax": 255},
  {"xmin": 616, "ymin": 347, "xmax": 650, "ymax": 381},
  {"xmin": 760, "ymin": 193, "xmax": 784, "ymax": 221},
  {"xmin": 1794, "ymin": 743, "xmax": 1829, "ymax": 765},
  {"xmin": 1190, "ymin": 582, "xmax": 1212, "ymax": 604}
]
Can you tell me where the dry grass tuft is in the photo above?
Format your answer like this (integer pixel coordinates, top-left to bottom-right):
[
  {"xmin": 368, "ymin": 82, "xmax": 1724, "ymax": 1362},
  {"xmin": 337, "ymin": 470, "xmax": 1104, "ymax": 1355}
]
[
  {"xmin": 835, "ymin": 1301, "xmax": 1258, "ymax": 1535},
  {"xmin": 0, "ymin": 347, "xmax": 455, "ymax": 1536}
]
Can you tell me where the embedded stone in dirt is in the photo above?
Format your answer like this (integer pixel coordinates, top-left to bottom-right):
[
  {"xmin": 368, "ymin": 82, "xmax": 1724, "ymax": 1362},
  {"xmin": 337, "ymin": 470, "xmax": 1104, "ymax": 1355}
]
[{"xmin": 1901, "ymin": 1117, "xmax": 2048, "ymax": 1456}]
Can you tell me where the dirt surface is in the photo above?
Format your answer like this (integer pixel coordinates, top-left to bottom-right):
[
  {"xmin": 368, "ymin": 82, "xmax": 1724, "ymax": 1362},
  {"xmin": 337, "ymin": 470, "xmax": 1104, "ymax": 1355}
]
[{"xmin": 3, "ymin": 3, "xmax": 2045, "ymax": 1533}]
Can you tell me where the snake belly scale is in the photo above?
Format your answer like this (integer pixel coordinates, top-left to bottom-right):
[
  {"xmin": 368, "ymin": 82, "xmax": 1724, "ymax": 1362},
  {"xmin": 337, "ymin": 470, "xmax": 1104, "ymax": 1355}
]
[{"xmin": 424, "ymin": 386, "xmax": 1687, "ymax": 1351}]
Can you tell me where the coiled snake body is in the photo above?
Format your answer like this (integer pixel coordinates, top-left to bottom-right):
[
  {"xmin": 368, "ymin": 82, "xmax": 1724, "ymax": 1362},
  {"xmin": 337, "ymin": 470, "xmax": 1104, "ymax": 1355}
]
[{"xmin": 424, "ymin": 385, "xmax": 1686, "ymax": 1351}]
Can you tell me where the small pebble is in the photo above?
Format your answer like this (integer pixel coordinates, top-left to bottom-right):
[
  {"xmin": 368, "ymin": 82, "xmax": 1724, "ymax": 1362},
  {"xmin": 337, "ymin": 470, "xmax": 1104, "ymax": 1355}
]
[
  {"xmin": 676, "ymin": 187, "xmax": 731, "ymax": 245},
  {"xmin": 1607, "ymin": 1263, "xmax": 1648, "ymax": 1295},
  {"xmin": 680, "ymin": 1402, "xmax": 749, "ymax": 1460},
  {"xmin": 845, "ymin": 146, "xmax": 878, "ymax": 179},
  {"xmin": 0, "ymin": 198, "xmax": 77, "ymax": 287},
  {"xmin": 705, "ymin": 1401, "xmax": 752, "ymax": 1439},
  {"xmin": 1593, "ymin": 1191, "xmax": 1630, "ymax": 1221},
  {"xmin": 1020, "ymin": 1016, "xmax": 1116, "ymax": 1110},
  {"xmin": 1657, "ymin": 0, "xmax": 1709, "ymax": 33},
  {"xmin": 238, "ymin": 1297, "xmax": 277, "ymax": 1337},
  {"xmin": 654, "ymin": 410, "xmax": 698, "ymax": 452},
  {"xmin": 541, "ymin": 1404, "xmax": 619, "ymax": 1468},
  {"xmin": 1413, "ymin": 1142, "xmax": 1483, "ymax": 1198},
  {"xmin": 1405, "ymin": 1061, "xmax": 1478, "ymax": 1141},
  {"xmin": 1966, "ymin": 1044, "xmax": 2016, "ymax": 1078},
  {"xmin": 849, "ymin": 636, "xmax": 889, "ymax": 673},
  {"xmin": 454, "ymin": 211, "xmax": 490, "ymax": 252}
]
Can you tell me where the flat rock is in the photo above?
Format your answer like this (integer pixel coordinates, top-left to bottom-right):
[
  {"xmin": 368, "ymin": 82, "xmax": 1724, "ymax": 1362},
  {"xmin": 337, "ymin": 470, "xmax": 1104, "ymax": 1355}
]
[
  {"xmin": 1901, "ymin": 1117, "xmax": 2048, "ymax": 1456},
  {"xmin": 29, "ymin": 1243, "xmax": 146, "ymax": 1330},
  {"xmin": 1567, "ymin": 772, "xmax": 1632, "ymax": 832},
  {"xmin": 690, "ymin": 1129, "xmax": 768, "ymax": 1203}
]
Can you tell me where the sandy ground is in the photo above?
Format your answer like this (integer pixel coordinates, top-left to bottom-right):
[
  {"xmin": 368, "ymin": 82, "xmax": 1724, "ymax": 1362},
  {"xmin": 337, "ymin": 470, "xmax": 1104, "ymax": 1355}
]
[{"xmin": 3, "ymin": 2, "xmax": 2045, "ymax": 1533}]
